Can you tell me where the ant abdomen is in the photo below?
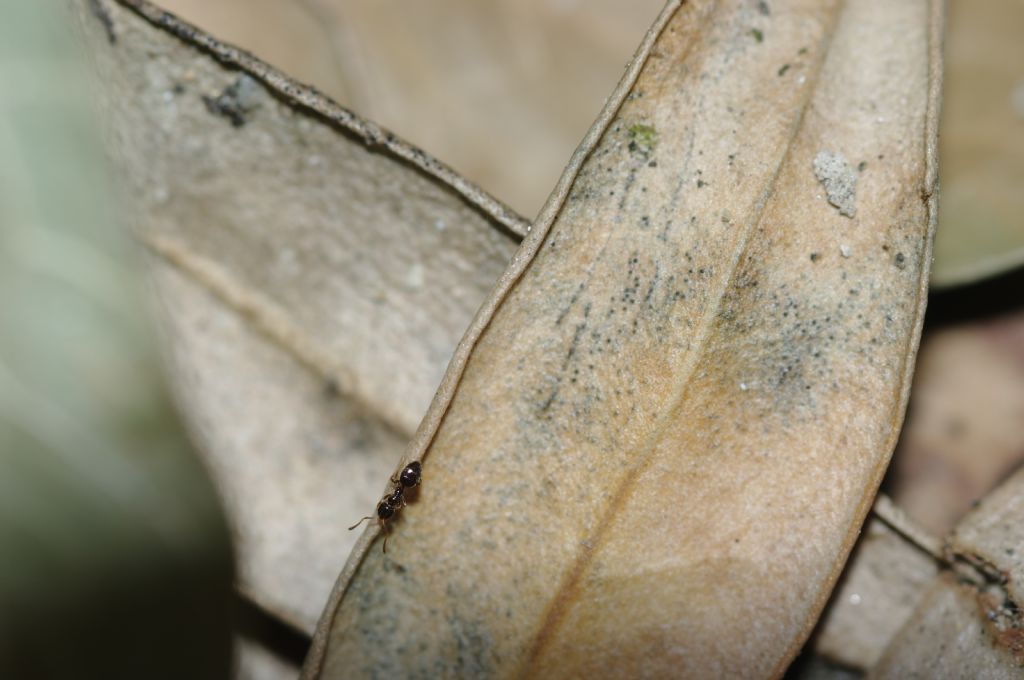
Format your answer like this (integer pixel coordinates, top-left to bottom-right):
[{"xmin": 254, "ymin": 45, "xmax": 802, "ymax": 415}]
[{"xmin": 398, "ymin": 461, "xmax": 422, "ymax": 489}]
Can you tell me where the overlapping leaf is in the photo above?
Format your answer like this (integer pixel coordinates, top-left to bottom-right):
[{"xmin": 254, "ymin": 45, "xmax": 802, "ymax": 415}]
[
  {"xmin": 309, "ymin": 0, "xmax": 942, "ymax": 677},
  {"xmin": 76, "ymin": 0, "xmax": 522, "ymax": 632},
  {"xmin": 872, "ymin": 467, "xmax": 1024, "ymax": 677}
]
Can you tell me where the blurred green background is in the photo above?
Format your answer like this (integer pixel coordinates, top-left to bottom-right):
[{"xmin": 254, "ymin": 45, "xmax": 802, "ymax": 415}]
[{"xmin": 0, "ymin": 3, "xmax": 233, "ymax": 678}]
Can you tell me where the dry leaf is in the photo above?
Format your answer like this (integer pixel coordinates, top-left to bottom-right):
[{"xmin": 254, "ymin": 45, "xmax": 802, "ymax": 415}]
[
  {"xmin": 159, "ymin": 0, "xmax": 667, "ymax": 217},
  {"xmin": 808, "ymin": 310, "xmax": 1024, "ymax": 671},
  {"xmin": 811, "ymin": 519, "xmax": 938, "ymax": 671},
  {"xmin": 309, "ymin": 0, "xmax": 942, "ymax": 677},
  {"xmin": 871, "ymin": 466, "xmax": 1024, "ymax": 677},
  {"xmin": 870, "ymin": 575, "xmax": 1021, "ymax": 679},
  {"xmin": 142, "ymin": 0, "xmax": 354, "ymax": 107},
  {"xmin": 159, "ymin": 0, "xmax": 1024, "ymax": 288},
  {"xmin": 948, "ymin": 466, "xmax": 1024, "ymax": 628},
  {"xmin": 77, "ymin": 0, "xmax": 522, "ymax": 633}
]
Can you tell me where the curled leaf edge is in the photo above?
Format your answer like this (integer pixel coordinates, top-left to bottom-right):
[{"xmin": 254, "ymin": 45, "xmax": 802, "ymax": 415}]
[{"xmin": 110, "ymin": 0, "xmax": 532, "ymax": 240}]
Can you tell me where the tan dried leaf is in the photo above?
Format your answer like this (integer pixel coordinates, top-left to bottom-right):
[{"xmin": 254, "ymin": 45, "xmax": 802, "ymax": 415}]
[
  {"xmin": 812, "ymin": 311, "xmax": 1024, "ymax": 671},
  {"xmin": 144, "ymin": 0, "xmax": 354, "ymax": 106},
  {"xmin": 870, "ymin": 576, "xmax": 1021, "ymax": 679},
  {"xmin": 812, "ymin": 519, "xmax": 939, "ymax": 671},
  {"xmin": 162, "ymin": 0, "xmax": 1024, "ymax": 290},
  {"xmin": 157, "ymin": 0, "xmax": 667, "ymax": 218},
  {"xmin": 949, "ymin": 466, "xmax": 1024, "ymax": 624},
  {"xmin": 308, "ymin": 0, "xmax": 942, "ymax": 677},
  {"xmin": 871, "ymin": 466, "xmax": 1024, "ymax": 676},
  {"xmin": 77, "ymin": 0, "xmax": 522, "ymax": 632}
]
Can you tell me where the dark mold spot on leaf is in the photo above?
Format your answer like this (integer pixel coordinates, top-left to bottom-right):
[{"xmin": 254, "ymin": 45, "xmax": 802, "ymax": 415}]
[{"xmin": 203, "ymin": 75, "xmax": 263, "ymax": 127}]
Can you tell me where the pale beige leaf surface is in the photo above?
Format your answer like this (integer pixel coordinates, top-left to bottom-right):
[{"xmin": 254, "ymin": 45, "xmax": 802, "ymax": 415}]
[
  {"xmin": 141, "ymin": 0, "xmax": 354, "ymax": 108},
  {"xmin": 871, "ymin": 467, "xmax": 1024, "ymax": 677},
  {"xmin": 160, "ymin": 0, "xmax": 667, "ymax": 218},
  {"xmin": 949, "ymin": 465, "xmax": 1024, "ymax": 616},
  {"xmin": 812, "ymin": 519, "xmax": 938, "ymax": 671},
  {"xmin": 163, "ymin": 0, "xmax": 1024, "ymax": 288},
  {"xmin": 150, "ymin": 261, "xmax": 408, "ymax": 631},
  {"xmin": 811, "ymin": 312, "xmax": 1024, "ymax": 671},
  {"xmin": 870, "ymin": 575, "xmax": 1022, "ymax": 679},
  {"xmin": 310, "ymin": 0, "xmax": 942, "ymax": 677},
  {"xmin": 77, "ymin": 0, "xmax": 522, "ymax": 633}
]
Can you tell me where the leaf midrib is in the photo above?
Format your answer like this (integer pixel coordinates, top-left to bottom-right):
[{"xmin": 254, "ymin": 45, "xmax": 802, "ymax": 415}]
[{"xmin": 518, "ymin": 2, "xmax": 846, "ymax": 673}]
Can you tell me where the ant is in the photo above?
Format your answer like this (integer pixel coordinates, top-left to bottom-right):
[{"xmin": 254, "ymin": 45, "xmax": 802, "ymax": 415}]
[{"xmin": 349, "ymin": 461, "xmax": 421, "ymax": 553}]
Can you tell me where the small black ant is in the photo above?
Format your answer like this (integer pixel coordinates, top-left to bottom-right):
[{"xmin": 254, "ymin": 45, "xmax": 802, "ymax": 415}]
[{"xmin": 349, "ymin": 461, "xmax": 421, "ymax": 552}]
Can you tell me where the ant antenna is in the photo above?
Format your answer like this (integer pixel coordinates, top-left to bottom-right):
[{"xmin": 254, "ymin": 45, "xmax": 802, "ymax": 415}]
[{"xmin": 348, "ymin": 516, "xmax": 373, "ymax": 531}]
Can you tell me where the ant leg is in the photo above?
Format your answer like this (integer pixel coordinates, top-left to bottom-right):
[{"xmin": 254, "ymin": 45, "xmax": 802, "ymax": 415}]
[
  {"xmin": 348, "ymin": 516, "xmax": 373, "ymax": 531},
  {"xmin": 381, "ymin": 522, "xmax": 390, "ymax": 554}
]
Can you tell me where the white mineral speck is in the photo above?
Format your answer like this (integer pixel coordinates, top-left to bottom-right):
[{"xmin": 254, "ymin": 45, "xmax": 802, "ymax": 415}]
[
  {"xmin": 740, "ymin": 382, "xmax": 749, "ymax": 391},
  {"xmin": 849, "ymin": 593, "xmax": 862, "ymax": 605},
  {"xmin": 434, "ymin": 219, "xmax": 447, "ymax": 231},
  {"xmin": 813, "ymin": 150, "xmax": 858, "ymax": 218},
  {"xmin": 840, "ymin": 244, "xmax": 851, "ymax": 258}
]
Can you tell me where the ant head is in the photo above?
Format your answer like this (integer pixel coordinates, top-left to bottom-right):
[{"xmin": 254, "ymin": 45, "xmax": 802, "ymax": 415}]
[{"xmin": 399, "ymin": 461, "xmax": 422, "ymax": 488}]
